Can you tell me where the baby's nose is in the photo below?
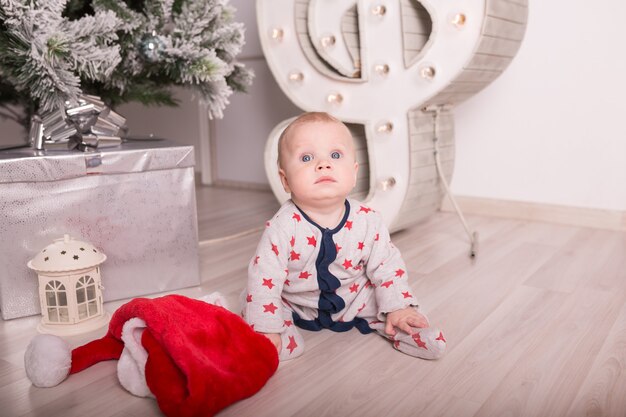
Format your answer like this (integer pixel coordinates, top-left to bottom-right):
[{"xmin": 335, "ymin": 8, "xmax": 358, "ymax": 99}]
[{"xmin": 316, "ymin": 162, "xmax": 332, "ymax": 170}]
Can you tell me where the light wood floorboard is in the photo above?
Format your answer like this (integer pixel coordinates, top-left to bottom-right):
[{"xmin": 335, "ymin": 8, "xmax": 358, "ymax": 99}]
[{"xmin": 1, "ymin": 186, "xmax": 624, "ymax": 417}]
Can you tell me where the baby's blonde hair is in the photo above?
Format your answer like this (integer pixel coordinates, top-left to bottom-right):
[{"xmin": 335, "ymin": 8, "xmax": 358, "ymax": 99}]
[{"xmin": 277, "ymin": 112, "xmax": 349, "ymax": 169}]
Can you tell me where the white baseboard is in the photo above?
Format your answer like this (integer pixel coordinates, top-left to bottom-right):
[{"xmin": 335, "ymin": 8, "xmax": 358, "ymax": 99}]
[
  {"xmin": 211, "ymin": 178, "xmax": 272, "ymax": 191},
  {"xmin": 440, "ymin": 196, "xmax": 626, "ymax": 232}
]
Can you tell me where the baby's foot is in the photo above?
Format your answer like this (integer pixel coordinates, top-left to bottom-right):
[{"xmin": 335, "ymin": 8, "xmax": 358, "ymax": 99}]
[{"xmin": 392, "ymin": 327, "xmax": 446, "ymax": 360}]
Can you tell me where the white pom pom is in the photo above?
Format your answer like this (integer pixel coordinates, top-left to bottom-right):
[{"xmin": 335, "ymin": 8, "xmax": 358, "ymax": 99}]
[{"xmin": 24, "ymin": 334, "xmax": 72, "ymax": 387}]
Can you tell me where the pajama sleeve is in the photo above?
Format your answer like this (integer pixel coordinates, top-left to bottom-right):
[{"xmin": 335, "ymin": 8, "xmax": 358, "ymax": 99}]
[
  {"xmin": 365, "ymin": 213, "xmax": 418, "ymax": 317},
  {"xmin": 244, "ymin": 222, "xmax": 290, "ymax": 333}
]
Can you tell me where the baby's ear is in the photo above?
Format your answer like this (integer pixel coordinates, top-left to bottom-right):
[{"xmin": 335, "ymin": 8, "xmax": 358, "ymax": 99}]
[
  {"xmin": 353, "ymin": 162, "xmax": 359, "ymax": 186},
  {"xmin": 279, "ymin": 168, "xmax": 291, "ymax": 193}
]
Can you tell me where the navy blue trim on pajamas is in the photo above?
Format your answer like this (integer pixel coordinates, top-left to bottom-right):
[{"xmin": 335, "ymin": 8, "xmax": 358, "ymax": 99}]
[{"xmin": 293, "ymin": 200, "xmax": 374, "ymax": 335}]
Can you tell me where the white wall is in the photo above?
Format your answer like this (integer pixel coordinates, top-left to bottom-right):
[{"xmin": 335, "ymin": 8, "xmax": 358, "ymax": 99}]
[
  {"xmin": 210, "ymin": 0, "xmax": 300, "ymax": 186},
  {"xmin": 117, "ymin": 87, "xmax": 204, "ymax": 171},
  {"xmin": 0, "ymin": 107, "xmax": 28, "ymax": 148},
  {"xmin": 453, "ymin": 1, "xmax": 626, "ymax": 211}
]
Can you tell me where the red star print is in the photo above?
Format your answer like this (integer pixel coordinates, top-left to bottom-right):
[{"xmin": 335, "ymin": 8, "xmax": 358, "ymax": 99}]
[
  {"xmin": 292, "ymin": 212, "xmax": 301, "ymax": 222},
  {"xmin": 307, "ymin": 235, "xmax": 317, "ymax": 247},
  {"xmin": 345, "ymin": 220, "xmax": 353, "ymax": 230},
  {"xmin": 375, "ymin": 233, "xmax": 380, "ymax": 241},
  {"xmin": 381, "ymin": 280, "xmax": 393, "ymax": 288},
  {"xmin": 262, "ymin": 278, "xmax": 275, "ymax": 289},
  {"xmin": 354, "ymin": 264, "xmax": 362, "ymax": 271},
  {"xmin": 253, "ymin": 256, "xmax": 259, "ymax": 265},
  {"xmin": 358, "ymin": 206, "xmax": 372, "ymax": 214},
  {"xmin": 335, "ymin": 243, "xmax": 342, "ymax": 252},
  {"xmin": 284, "ymin": 268, "xmax": 289, "ymax": 276},
  {"xmin": 412, "ymin": 332, "xmax": 428, "ymax": 349},
  {"xmin": 349, "ymin": 283, "xmax": 359, "ymax": 293},
  {"xmin": 290, "ymin": 250, "xmax": 300, "ymax": 261},
  {"xmin": 286, "ymin": 336, "xmax": 298, "ymax": 354},
  {"xmin": 342, "ymin": 259, "xmax": 353, "ymax": 269},
  {"xmin": 246, "ymin": 294, "xmax": 253, "ymax": 302},
  {"xmin": 263, "ymin": 303, "xmax": 278, "ymax": 314},
  {"xmin": 436, "ymin": 332, "xmax": 446, "ymax": 343},
  {"xmin": 395, "ymin": 268, "xmax": 405, "ymax": 277},
  {"xmin": 284, "ymin": 320, "xmax": 293, "ymax": 327},
  {"xmin": 290, "ymin": 236, "xmax": 295, "ymax": 247},
  {"xmin": 365, "ymin": 280, "xmax": 375, "ymax": 288},
  {"xmin": 271, "ymin": 243, "xmax": 279, "ymax": 256},
  {"xmin": 390, "ymin": 336, "xmax": 400, "ymax": 348},
  {"xmin": 402, "ymin": 291, "xmax": 412, "ymax": 299},
  {"xmin": 357, "ymin": 241, "xmax": 365, "ymax": 250},
  {"xmin": 299, "ymin": 271, "xmax": 312, "ymax": 279},
  {"xmin": 357, "ymin": 303, "xmax": 366, "ymax": 313},
  {"xmin": 286, "ymin": 280, "xmax": 292, "ymax": 287}
]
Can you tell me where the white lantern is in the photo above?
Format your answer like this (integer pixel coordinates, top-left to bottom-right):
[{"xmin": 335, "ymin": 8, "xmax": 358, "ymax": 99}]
[{"xmin": 27, "ymin": 234, "xmax": 109, "ymax": 336}]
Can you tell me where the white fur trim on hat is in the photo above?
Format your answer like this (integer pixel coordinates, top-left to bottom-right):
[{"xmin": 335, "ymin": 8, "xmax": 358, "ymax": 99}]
[{"xmin": 117, "ymin": 317, "xmax": 154, "ymax": 398}]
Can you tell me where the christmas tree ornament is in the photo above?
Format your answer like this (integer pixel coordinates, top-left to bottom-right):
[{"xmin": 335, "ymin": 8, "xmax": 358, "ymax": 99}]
[
  {"xmin": 27, "ymin": 234, "xmax": 109, "ymax": 336},
  {"xmin": 139, "ymin": 31, "xmax": 166, "ymax": 63}
]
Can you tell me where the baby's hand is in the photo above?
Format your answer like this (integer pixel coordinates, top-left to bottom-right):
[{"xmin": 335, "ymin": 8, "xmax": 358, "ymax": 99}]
[
  {"xmin": 385, "ymin": 307, "xmax": 429, "ymax": 336},
  {"xmin": 260, "ymin": 332, "xmax": 282, "ymax": 352}
]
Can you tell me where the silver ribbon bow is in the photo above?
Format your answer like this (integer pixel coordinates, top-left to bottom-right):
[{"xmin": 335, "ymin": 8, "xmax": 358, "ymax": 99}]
[{"xmin": 29, "ymin": 95, "xmax": 127, "ymax": 152}]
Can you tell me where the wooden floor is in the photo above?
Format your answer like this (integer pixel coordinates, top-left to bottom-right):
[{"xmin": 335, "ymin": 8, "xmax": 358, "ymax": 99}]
[{"xmin": 1, "ymin": 186, "xmax": 625, "ymax": 417}]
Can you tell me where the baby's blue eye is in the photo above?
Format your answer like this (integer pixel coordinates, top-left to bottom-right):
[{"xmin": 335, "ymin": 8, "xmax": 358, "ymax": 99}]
[
  {"xmin": 301, "ymin": 154, "xmax": 312, "ymax": 162},
  {"xmin": 331, "ymin": 151, "xmax": 341, "ymax": 159}
]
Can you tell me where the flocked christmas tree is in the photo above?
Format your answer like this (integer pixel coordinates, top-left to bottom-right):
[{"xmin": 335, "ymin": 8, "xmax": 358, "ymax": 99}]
[{"xmin": 0, "ymin": 0, "xmax": 252, "ymax": 128}]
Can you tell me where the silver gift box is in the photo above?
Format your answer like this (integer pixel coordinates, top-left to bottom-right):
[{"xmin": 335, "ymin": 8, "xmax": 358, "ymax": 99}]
[{"xmin": 0, "ymin": 141, "xmax": 200, "ymax": 320}]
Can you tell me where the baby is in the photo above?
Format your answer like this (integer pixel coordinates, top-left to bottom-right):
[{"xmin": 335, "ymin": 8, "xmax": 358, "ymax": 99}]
[{"xmin": 242, "ymin": 112, "xmax": 446, "ymax": 361}]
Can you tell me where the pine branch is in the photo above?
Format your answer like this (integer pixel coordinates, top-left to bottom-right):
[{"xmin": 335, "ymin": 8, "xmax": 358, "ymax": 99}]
[
  {"xmin": 0, "ymin": 0, "xmax": 252, "ymax": 121},
  {"xmin": 226, "ymin": 63, "xmax": 253, "ymax": 93}
]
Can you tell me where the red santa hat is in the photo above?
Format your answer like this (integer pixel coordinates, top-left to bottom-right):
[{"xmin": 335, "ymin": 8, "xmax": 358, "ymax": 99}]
[{"xmin": 24, "ymin": 294, "xmax": 279, "ymax": 417}]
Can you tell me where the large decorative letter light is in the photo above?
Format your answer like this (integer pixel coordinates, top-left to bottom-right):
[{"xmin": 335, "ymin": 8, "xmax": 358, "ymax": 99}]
[{"xmin": 258, "ymin": 0, "xmax": 528, "ymax": 232}]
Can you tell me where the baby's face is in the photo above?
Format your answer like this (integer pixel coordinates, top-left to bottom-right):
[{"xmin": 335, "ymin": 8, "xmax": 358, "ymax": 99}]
[{"xmin": 279, "ymin": 121, "xmax": 358, "ymax": 208}]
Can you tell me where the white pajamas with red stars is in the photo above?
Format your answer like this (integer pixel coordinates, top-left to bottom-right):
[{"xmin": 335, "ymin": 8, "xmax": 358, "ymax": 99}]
[{"xmin": 242, "ymin": 199, "xmax": 446, "ymax": 361}]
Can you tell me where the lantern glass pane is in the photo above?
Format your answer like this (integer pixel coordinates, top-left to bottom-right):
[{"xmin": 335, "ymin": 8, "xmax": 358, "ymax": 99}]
[
  {"xmin": 78, "ymin": 303, "xmax": 87, "ymax": 319},
  {"xmin": 87, "ymin": 284, "xmax": 96, "ymax": 300},
  {"xmin": 48, "ymin": 308, "xmax": 58, "ymax": 322},
  {"xmin": 58, "ymin": 291, "xmax": 67, "ymax": 306},
  {"xmin": 76, "ymin": 287, "xmax": 86, "ymax": 304},
  {"xmin": 46, "ymin": 291, "xmax": 56, "ymax": 306},
  {"xmin": 58, "ymin": 307, "xmax": 69, "ymax": 322},
  {"xmin": 88, "ymin": 300, "xmax": 98, "ymax": 316}
]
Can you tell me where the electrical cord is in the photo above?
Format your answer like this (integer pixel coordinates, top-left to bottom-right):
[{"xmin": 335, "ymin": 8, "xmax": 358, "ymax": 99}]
[{"xmin": 425, "ymin": 104, "xmax": 479, "ymax": 259}]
